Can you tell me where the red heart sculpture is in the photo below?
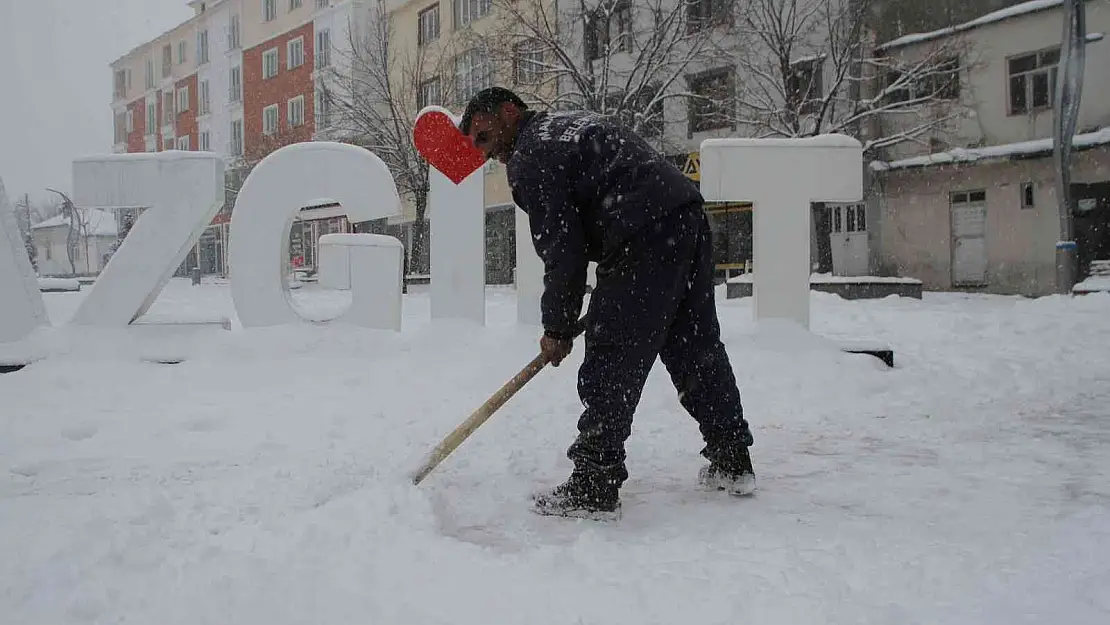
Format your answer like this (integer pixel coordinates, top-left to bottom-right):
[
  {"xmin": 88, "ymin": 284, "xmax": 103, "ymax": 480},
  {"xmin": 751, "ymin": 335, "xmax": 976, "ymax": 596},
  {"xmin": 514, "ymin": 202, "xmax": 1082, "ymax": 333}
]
[{"xmin": 413, "ymin": 109, "xmax": 487, "ymax": 185}]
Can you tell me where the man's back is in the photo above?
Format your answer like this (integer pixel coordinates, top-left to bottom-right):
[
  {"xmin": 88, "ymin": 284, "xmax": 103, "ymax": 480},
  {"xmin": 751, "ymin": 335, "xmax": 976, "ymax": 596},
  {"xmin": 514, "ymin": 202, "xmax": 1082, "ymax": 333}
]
[{"xmin": 506, "ymin": 109, "xmax": 703, "ymax": 265}]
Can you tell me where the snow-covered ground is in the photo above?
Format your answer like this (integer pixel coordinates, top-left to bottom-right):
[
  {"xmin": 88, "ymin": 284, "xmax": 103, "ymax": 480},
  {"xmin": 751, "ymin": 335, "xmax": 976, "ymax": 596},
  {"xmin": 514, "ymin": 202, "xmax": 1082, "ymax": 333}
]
[{"xmin": 3, "ymin": 278, "xmax": 1110, "ymax": 624}]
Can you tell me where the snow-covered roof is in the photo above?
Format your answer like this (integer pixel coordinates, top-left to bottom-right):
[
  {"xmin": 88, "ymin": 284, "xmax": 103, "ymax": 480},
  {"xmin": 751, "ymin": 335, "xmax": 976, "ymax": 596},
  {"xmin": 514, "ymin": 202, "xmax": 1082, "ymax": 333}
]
[
  {"xmin": 877, "ymin": 0, "xmax": 1070, "ymax": 51},
  {"xmin": 31, "ymin": 208, "xmax": 119, "ymax": 237},
  {"xmin": 869, "ymin": 127, "xmax": 1110, "ymax": 172}
]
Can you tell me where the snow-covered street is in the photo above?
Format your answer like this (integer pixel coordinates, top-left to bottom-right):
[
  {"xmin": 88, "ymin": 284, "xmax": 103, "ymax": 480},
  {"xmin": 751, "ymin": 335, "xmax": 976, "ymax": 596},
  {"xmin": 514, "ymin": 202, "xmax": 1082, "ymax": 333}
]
[{"xmin": 2, "ymin": 280, "xmax": 1109, "ymax": 624}]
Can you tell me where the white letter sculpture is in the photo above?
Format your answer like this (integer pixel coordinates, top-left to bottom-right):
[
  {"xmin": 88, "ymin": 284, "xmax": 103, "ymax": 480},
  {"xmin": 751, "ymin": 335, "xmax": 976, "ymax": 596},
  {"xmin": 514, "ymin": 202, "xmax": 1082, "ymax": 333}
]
[
  {"xmin": 229, "ymin": 141, "xmax": 402, "ymax": 328},
  {"xmin": 699, "ymin": 135, "xmax": 863, "ymax": 329},
  {"xmin": 413, "ymin": 106, "xmax": 488, "ymax": 326},
  {"xmin": 515, "ymin": 208, "xmax": 543, "ymax": 325},
  {"xmin": 317, "ymin": 233, "xmax": 403, "ymax": 330},
  {"xmin": 68, "ymin": 152, "xmax": 226, "ymax": 326},
  {"xmin": 0, "ymin": 176, "xmax": 48, "ymax": 344}
]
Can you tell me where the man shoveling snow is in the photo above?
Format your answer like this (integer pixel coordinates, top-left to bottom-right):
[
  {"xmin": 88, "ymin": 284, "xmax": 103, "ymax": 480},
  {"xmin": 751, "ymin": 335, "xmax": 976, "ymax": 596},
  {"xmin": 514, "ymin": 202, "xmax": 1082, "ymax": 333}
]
[{"xmin": 460, "ymin": 87, "xmax": 756, "ymax": 520}]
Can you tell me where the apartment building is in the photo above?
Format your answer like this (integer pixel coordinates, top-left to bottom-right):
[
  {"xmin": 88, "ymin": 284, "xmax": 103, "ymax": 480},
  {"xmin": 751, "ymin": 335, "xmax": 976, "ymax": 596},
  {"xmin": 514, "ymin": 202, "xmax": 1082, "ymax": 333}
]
[
  {"xmin": 869, "ymin": 0, "xmax": 1110, "ymax": 295},
  {"xmin": 109, "ymin": 0, "xmax": 358, "ymax": 277}
]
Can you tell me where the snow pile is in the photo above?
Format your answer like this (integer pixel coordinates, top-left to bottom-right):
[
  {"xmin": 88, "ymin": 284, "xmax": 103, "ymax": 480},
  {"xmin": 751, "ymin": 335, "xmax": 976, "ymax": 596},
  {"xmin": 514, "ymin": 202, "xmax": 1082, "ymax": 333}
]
[
  {"xmin": 871, "ymin": 127, "xmax": 1110, "ymax": 171},
  {"xmin": 2, "ymin": 280, "xmax": 1110, "ymax": 624},
  {"xmin": 877, "ymin": 0, "xmax": 1068, "ymax": 50}
]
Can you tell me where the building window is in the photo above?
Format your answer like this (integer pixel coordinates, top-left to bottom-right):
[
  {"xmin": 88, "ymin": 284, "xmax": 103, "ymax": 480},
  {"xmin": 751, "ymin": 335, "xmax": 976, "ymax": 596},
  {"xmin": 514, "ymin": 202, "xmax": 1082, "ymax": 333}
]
[
  {"xmin": 114, "ymin": 112, "xmax": 128, "ymax": 144},
  {"xmin": 230, "ymin": 66, "xmax": 242, "ymax": 102},
  {"xmin": 513, "ymin": 39, "xmax": 542, "ymax": 84},
  {"xmin": 1021, "ymin": 182, "xmax": 1035, "ymax": 209},
  {"xmin": 951, "ymin": 190, "xmax": 987, "ymax": 205},
  {"xmin": 290, "ymin": 0, "xmax": 302, "ymax": 8},
  {"xmin": 1008, "ymin": 47, "xmax": 1058, "ymax": 115},
  {"xmin": 178, "ymin": 41, "xmax": 187, "ymax": 64},
  {"xmin": 147, "ymin": 102, "xmax": 157, "ymax": 135},
  {"xmin": 229, "ymin": 14, "xmax": 241, "ymax": 49},
  {"xmin": 316, "ymin": 29, "xmax": 331, "ymax": 68},
  {"xmin": 200, "ymin": 131, "xmax": 211, "ymax": 151},
  {"xmin": 114, "ymin": 69, "xmax": 128, "ymax": 99},
  {"xmin": 419, "ymin": 4, "xmax": 440, "ymax": 46},
  {"xmin": 126, "ymin": 109, "xmax": 134, "ymax": 133},
  {"xmin": 787, "ymin": 56, "xmax": 823, "ymax": 114},
  {"xmin": 163, "ymin": 91, "xmax": 175, "ymax": 125},
  {"xmin": 264, "ymin": 0, "xmax": 277, "ymax": 21},
  {"xmin": 263, "ymin": 48, "xmax": 279, "ymax": 79},
  {"xmin": 177, "ymin": 135, "xmax": 191, "ymax": 150},
  {"xmin": 288, "ymin": 95, "xmax": 305, "ymax": 127},
  {"xmin": 687, "ymin": 66, "xmax": 735, "ymax": 135},
  {"xmin": 146, "ymin": 59, "xmax": 156, "ymax": 88},
  {"xmin": 585, "ymin": 0, "xmax": 631, "ymax": 60},
  {"xmin": 455, "ymin": 0, "xmax": 490, "ymax": 28},
  {"xmin": 317, "ymin": 0, "xmax": 329, "ymax": 7},
  {"xmin": 418, "ymin": 76, "xmax": 441, "ymax": 108},
  {"xmin": 315, "ymin": 86, "xmax": 331, "ymax": 128},
  {"xmin": 230, "ymin": 119, "xmax": 244, "ymax": 154},
  {"xmin": 288, "ymin": 37, "xmax": 305, "ymax": 69},
  {"xmin": 162, "ymin": 45, "xmax": 172, "ymax": 77},
  {"xmin": 686, "ymin": 0, "xmax": 731, "ymax": 33},
  {"xmin": 455, "ymin": 48, "xmax": 490, "ymax": 103},
  {"xmin": 199, "ymin": 80, "xmax": 211, "ymax": 115},
  {"xmin": 263, "ymin": 104, "xmax": 280, "ymax": 135},
  {"xmin": 177, "ymin": 86, "xmax": 190, "ymax": 114},
  {"xmin": 198, "ymin": 30, "xmax": 210, "ymax": 65}
]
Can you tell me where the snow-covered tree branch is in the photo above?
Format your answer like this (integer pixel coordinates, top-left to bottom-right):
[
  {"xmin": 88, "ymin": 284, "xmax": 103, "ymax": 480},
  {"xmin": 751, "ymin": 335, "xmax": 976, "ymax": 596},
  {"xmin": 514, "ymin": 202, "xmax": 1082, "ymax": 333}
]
[
  {"xmin": 733, "ymin": 0, "xmax": 972, "ymax": 156},
  {"xmin": 319, "ymin": 1, "xmax": 462, "ymax": 273},
  {"xmin": 476, "ymin": 0, "xmax": 737, "ymax": 148}
]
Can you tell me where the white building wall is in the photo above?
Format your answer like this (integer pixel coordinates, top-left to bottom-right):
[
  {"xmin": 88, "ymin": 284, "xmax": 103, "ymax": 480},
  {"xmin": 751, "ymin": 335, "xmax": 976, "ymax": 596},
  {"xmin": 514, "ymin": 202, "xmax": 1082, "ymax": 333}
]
[
  {"xmin": 312, "ymin": 0, "xmax": 365, "ymax": 139},
  {"xmin": 195, "ymin": 0, "xmax": 245, "ymax": 159}
]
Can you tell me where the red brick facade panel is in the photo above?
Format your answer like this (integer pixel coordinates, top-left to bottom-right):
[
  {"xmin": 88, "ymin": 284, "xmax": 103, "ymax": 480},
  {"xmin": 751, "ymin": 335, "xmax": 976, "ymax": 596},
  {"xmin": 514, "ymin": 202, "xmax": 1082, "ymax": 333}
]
[
  {"xmin": 175, "ymin": 74, "xmax": 199, "ymax": 150},
  {"xmin": 127, "ymin": 97, "xmax": 146, "ymax": 153},
  {"xmin": 243, "ymin": 21, "xmax": 315, "ymax": 161}
]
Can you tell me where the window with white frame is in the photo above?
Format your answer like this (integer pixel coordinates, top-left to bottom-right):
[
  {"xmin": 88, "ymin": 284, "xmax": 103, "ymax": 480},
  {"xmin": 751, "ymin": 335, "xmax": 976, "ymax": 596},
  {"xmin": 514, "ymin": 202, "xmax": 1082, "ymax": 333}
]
[
  {"xmin": 163, "ymin": 91, "xmax": 175, "ymax": 125},
  {"xmin": 291, "ymin": 0, "xmax": 303, "ymax": 8},
  {"xmin": 229, "ymin": 65, "xmax": 242, "ymax": 101},
  {"xmin": 229, "ymin": 14, "xmax": 241, "ymax": 49},
  {"xmin": 199, "ymin": 80, "xmax": 211, "ymax": 115},
  {"xmin": 114, "ymin": 69, "xmax": 127, "ymax": 99},
  {"xmin": 316, "ymin": 29, "xmax": 331, "ymax": 68},
  {"xmin": 264, "ymin": 0, "xmax": 277, "ymax": 21},
  {"xmin": 288, "ymin": 37, "xmax": 305, "ymax": 69},
  {"xmin": 230, "ymin": 119, "xmax": 244, "ymax": 154},
  {"xmin": 147, "ymin": 102, "xmax": 157, "ymax": 135},
  {"xmin": 200, "ymin": 131, "xmax": 211, "ymax": 151},
  {"xmin": 177, "ymin": 135, "xmax": 191, "ymax": 150},
  {"xmin": 126, "ymin": 109, "xmax": 134, "ymax": 133},
  {"xmin": 455, "ymin": 48, "xmax": 490, "ymax": 103},
  {"xmin": 263, "ymin": 104, "xmax": 280, "ymax": 135},
  {"xmin": 178, "ymin": 41, "xmax": 187, "ymax": 64},
  {"xmin": 419, "ymin": 4, "xmax": 440, "ymax": 46},
  {"xmin": 263, "ymin": 48, "xmax": 279, "ymax": 79},
  {"xmin": 454, "ymin": 0, "xmax": 490, "ymax": 27},
  {"xmin": 197, "ymin": 30, "xmax": 210, "ymax": 65},
  {"xmin": 1008, "ymin": 47, "xmax": 1058, "ymax": 115},
  {"xmin": 315, "ymin": 87, "xmax": 331, "ymax": 128},
  {"xmin": 162, "ymin": 45, "xmax": 172, "ymax": 77},
  {"xmin": 514, "ymin": 39, "xmax": 542, "ymax": 84},
  {"xmin": 177, "ymin": 86, "xmax": 190, "ymax": 113},
  {"xmin": 146, "ymin": 59, "xmax": 156, "ymax": 88},
  {"xmin": 288, "ymin": 95, "xmax": 305, "ymax": 127},
  {"xmin": 317, "ymin": 0, "xmax": 329, "ymax": 7},
  {"xmin": 418, "ymin": 76, "xmax": 441, "ymax": 108}
]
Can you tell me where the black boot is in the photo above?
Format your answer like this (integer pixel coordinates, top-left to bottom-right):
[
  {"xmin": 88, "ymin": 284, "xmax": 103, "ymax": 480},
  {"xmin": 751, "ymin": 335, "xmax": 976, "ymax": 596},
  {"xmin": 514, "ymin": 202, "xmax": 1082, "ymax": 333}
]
[
  {"xmin": 697, "ymin": 447, "xmax": 756, "ymax": 496},
  {"xmin": 532, "ymin": 464, "xmax": 624, "ymax": 521}
]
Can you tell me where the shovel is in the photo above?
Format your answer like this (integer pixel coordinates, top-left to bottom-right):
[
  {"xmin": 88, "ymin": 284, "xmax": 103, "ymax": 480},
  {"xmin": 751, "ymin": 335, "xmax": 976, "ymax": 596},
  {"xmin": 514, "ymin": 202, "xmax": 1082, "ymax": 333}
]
[{"xmin": 410, "ymin": 318, "xmax": 586, "ymax": 485}]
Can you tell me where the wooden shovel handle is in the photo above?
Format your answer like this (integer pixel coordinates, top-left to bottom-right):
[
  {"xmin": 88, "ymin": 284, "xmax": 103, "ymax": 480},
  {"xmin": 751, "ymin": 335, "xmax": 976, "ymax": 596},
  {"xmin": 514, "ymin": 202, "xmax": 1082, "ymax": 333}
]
[{"xmin": 410, "ymin": 351, "xmax": 551, "ymax": 485}]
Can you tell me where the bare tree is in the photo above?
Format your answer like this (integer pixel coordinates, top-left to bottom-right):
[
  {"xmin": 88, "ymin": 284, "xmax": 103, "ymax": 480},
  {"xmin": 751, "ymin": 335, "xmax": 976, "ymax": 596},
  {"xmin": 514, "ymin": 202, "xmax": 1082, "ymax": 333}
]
[
  {"xmin": 730, "ymin": 0, "xmax": 971, "ymax": 270},
  {"xmin": 321, "ymin": 1, "xmax": 463, "ymax": 273},
  {"xmin": 477, "ymin": 0, "xmax": 737, "ymax": 150}
]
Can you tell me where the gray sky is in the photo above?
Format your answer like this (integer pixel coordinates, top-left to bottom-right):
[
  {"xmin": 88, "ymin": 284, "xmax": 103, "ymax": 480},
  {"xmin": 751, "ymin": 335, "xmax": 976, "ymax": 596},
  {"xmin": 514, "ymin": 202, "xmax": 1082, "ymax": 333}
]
[{"xmin": 0, "ymin": 0, "xmax": 193, "ymax": 208}]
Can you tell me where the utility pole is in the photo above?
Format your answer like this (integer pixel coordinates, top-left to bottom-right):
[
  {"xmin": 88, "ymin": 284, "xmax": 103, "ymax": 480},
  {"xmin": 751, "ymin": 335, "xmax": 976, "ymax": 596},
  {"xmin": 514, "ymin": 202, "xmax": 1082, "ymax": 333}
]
[{"xmin": 1053, "ymin": 0, "xmax": 1087, "ymax": 294}]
